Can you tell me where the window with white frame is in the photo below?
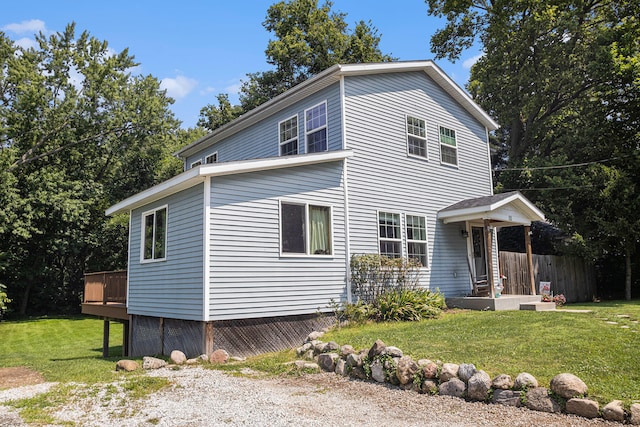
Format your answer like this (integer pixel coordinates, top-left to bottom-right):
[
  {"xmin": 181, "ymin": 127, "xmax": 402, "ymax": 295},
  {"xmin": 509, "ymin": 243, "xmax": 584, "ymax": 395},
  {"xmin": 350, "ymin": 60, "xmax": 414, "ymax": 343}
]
[
  {"xmin": 378, "ymin": 211, "xmax": 402, "ymax": 258},
  {"xmin": 190, "ymin": 159, "xmax": 202, "ymax": 168},
  {"xmin": 305, "ymin": 102, "xmax": 327, "ymax": 153},
  {"xmin": 406, "ymin": 215, "xmax": 428, "ymax": 267},
  {"xmin": 205, "ymin": 152, "xmax": 218, "ymax": 164},
  {"xmin": 439, "ymin": 126, "xmax": 458, "ymax": 166},
  {"xmin": 279, "ymin": 115, "xmax": 298, "ymax": 156},
  {"xmin": 281, "ymin": 202, "xmax": 332, "ymax": 255},
  {"xmin": 406, "ymin": 116, "xmax": 427, "ymax": 158},
  {"xmin": 142, "ymin": 206, "xmax": 167, "ymax": 261}
]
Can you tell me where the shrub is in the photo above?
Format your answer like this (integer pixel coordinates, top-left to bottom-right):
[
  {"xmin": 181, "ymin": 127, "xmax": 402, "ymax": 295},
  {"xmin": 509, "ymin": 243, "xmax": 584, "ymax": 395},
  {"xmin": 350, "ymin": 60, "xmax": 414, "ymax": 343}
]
[
  {"xmin": 375, "ymin": 288, "xmax": 446, "ymax": 322},
  {"xmin": 0, "ymin": 284, "xmax": 10, "ymax": 319},
  {"xmin": 350, "ymin": 254, "xmax": 422, "ymax": 302}
]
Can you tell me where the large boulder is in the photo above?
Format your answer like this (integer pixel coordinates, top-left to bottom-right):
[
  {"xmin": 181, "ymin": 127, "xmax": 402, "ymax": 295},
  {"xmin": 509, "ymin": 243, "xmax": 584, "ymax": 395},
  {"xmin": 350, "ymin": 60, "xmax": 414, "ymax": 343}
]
[
  {"xmin": 524, "ymin": 388, "xmax": 562, "ymax": 413},
  {"xmin": 170, "ymin": 350, "xmax": 187, "ymax": 365},
  {"xmin": 421, "ymin": 379, "xmax": 438, "ymax": 395},
  {"xmin": 368, "ymin": 339, "xmax": 386, "ymax": 359},
  {"xmin": 306, "ymin": 331, "xmax": 324, "ymax": 342},
  {"xmin": 602, "ymin": 400, "xmax": 626, "ymax": 422},
  {"xmin": 514, "ymin": 372, "xmax": 538, "ymax": 390},
  {"xmin": 334, "ymin": 359, "xmax": 348, "ymax": 376},
  {"xmin": 492, "ymin": 389, "xmax": 522, "ymax": 407},
  {"xmin": 630, "ymin": 403, "xmax": 640, "ymax": 425},
  {"xmin": 340, "ymin": 345, "xmax": 355, "ymax": 358},
  {"xmin": 317, "ymin": 353, "xmax": 339, "ymax": 372},
  {"xmin": 396, "ymin": 356, "xmax": 420, "ymax": 385},
  {"xmin": 421, "ymin": 361, "xmax": 438, "ymax": 379},
  {"xmin": 467, "ymin": 370, "xmax": 491, "ymax": 401},
  {"xmin": 382, "ymin": 346, "xmax": 403, "ymax": 358},
  {"xmin": 550, "ymin": 373, "xmax": 587, "ymax": 399},
  {"xmin": 566, "ymin": 398, "xmax": 600, "ymax": 419},
  {"xmin": 370, "ymin": 359, "xmax": 386, "ymax": 383},
  {"xmin": 349, "ymin": 366, "xmax": 367, "ymax": 380},
  {"xmin": 209, "ymin": 349, "xmax": 229, "ymax": 364},
  {"xmin": 492, "ymin": 374, "xmax": 514, "ymax": 390},
  {"xmin": 439, "ymin": 377, "xmax": 466, "ymax": 398},
  {"xmin": 296, "ymin": 342, "xmax": 313, "ymax": 356},
  {"xmin": 439, "ymin": 363, "xmax": 459, "ymax": 382},
  {"xmin": 116, "ymin": 359, "xmax": 139, "ymax": 372},
  {"xmin": 457, "ymin": 363, "xmax": 477, "ymax": 383},
  {"xmin": 346, "ymin": 352, "xmax": 362, "ymax": 368},
  {"xmin": 142, "ymin": 356, "xmax": 167, "ymax": 370}
]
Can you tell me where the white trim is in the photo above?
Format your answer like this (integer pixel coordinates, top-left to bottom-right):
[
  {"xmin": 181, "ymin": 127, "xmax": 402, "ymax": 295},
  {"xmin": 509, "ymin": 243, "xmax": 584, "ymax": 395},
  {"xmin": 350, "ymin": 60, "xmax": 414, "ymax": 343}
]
[
  {"xmin": 203, "ymin": 177, "xmax": 211, "ymax": 321},
  {"xmin": 485, "ymin": 127, "xmax": 494, "ymax": 196},
  {"xmin": 342, "ymin": 157, "xmax": 352, "ymax": 303},
  {"xmin": 377, "ymin": 210, "xmax": 403, "ymax": 258},
  {"xmin": 278, "ymin": 114, "xmax": 299, "ymax": 156},
  {"xmin": 339, "ymin": 76, "xmax": 347, "ymax": 150},
  {"xmin": 139, "ymin": 205, "xmax": 168, "ymax": 263},
  {"xmin": 190, "ymin": 159, "xmax": 202, "ymax": 168},
  {"xmin": 107, "ymin": 150, "xmax": 353, "ymax": 215},
  {"xmin": 405, "ymin": 114, "xmax": 429, "ymax": 160},
  {"xmin": 205, "ymin": 152, "xmax": 218, "ymax": 164},
  {"xmin": 438, "ymin": 125, "xmax": 459, "ymax": 167},
  {"xmin": 126, "ymin": 210, "xmax": 132, "ymax": 309},
  {"xmin": 438, "ymin": 193, "xmax": 546, "ymax": 224},
  {"xmin": 279, "ymin": 199, "xmax": 335, "ymax": 257},
  {"xmin": 304, "ymin": 100, "xmax": 328, "ymax": 153},
  {"xmin": 405, "ymin": 213, "xmax": 430, "ymax": 270}
]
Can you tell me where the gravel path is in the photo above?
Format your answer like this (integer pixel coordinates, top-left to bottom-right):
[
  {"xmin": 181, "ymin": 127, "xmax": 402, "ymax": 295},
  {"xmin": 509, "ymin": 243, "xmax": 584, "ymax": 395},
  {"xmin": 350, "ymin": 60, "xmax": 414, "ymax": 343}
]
[{"xmin": 0, "ymin": 367, "xmax": 622, "ymax": 426}]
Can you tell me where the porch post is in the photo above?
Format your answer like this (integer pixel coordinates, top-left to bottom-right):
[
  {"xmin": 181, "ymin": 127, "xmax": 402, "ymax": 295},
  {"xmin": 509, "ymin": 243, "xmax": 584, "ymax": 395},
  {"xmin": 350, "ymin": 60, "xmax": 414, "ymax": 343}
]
[
  {"xmin": 103, "ymin": 319, "xmax": 110, "ymax": 358},
  {"xmin": 524, "ymin": 225, "xmax": 536, "ymax": 295},
  {"xmin": 484, "ymin": 219, "xmax": 495, "ymax": 298}
]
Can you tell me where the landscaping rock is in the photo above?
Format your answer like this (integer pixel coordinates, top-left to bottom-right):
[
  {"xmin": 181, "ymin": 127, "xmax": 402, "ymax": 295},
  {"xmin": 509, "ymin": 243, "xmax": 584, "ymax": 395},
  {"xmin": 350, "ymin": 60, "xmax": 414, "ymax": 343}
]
[
  {"xmin": 467, "ymin": 370, "xmax": 491, "ymax": 401},
  {"xmin": 566, "ymin": 398, "xmax": 600, "ymax": 419},
  {"xmin": 370, "ymin": 359, "xmax": 386, "ymax": 383},
  {"xmin": 186, "ymin": 358, "xmax": 199, "ymax": 365},
  {"xmin": 630, "ymin": 403, "xmax": 640, "ymax": 425},
  {"xmin": 439, "ymin": 363, "xmax": 459, "ymax": 382},
  {"xmin": 294, "ymin": 360, "xmax": 319, "ymax": 370},
  {"xmin": 303, "ymin": 349, "xmax": 315, "ymax": 360},
  {"xmin": 492, "ymin": 389, "xmax": 522, "ymax": 407},
  {"xmin": 602, "ymin": 400, "xmax": 626, "ymax": 422},
  {"xmin": 116, "ymin": 359, "xmax": 139, "ymax": 372},
  {"xmin": 524, "ymin": 387, "xmax": 562, "ymax": 413},
  {"xmin": 349, "ymin": 366, "xmax": 367, "ymax": 380},
  {"xmin": 421, "ymin": 379, "xmax": 438, "ymax": 395},
  {"xmin": 346, "ymin": 352, "xmax": 362, "ymax": 368},
  {"xmin": 458, "ymin": 363, "xmax": 477, "ymax": 383},
  {"xmin": 229, "ymin": 356, "xmax": 246, "ymax": 362},
  {"xmin": 421, "ymin": 361, "xmax": 438, "ymax": 379},
  {"xmin": 313, "ymin": 342, "xmax": 327, "ymax": 355},
  {"xmin": 340, "ymin": 345, "xmax": 355, "ymax": 357},
  {"xmin": 438, "ymin": 377, "xmax": 466, "ymax": 398},
  {"xmin": 170, "ymin": 350, "xmax": 187, "ymax": 365},
  {"xmin": 296, "ymin": 342, "xmax": 313, "ymax": 356},
  {"xmin": 368, "ymin": 339, "xmax": 386, "ymax": 359},
  {"xmin": 317, "ymin": 353, "xmax": 339, "ymax": 372},
  {"xmin": 324, "ymin": 341, "xmax": 340, "ymax": 352},
  {"xmin": 550, "ymin": 373, "xmax": 588, "ymax": 399},
  {"xmin": 492, "ymin": 374, "xmax": 513, "ymax": 390},
  {"xmin": 209, "ymin": 349, "xmax": 229, "ymax": 364},
  {"xmin": 514, "ymin": 372, "xmax": 538, "ymax": 390},
  {"xmin": 306, "ymin": 331, "xmax": 324, "ymax": 342},
  {"xmin": 396, "ymin": 356, "xmax": 419, "ymax": 385},
  {"xmin": 334, "ymin": 359, "xmax": 347, "ymax": 376},
  {"xmin": 382, "ymin": 346, "xmax": 403, "ymax": 358},
  {"xmin": 142, "ymin": 356, "xmax": 166, "ymax": 370}
]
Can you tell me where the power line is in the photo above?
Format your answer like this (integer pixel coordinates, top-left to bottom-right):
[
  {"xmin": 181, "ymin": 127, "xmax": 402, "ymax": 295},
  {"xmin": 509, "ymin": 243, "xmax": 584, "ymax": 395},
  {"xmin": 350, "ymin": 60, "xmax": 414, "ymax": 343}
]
[
  {"xmin": 496, "ymin": 157, "xmax": 622, "ymax": 172},
  {"xmin": 502, "ymin": 184, "xmax": 599, "ymax": 191}
]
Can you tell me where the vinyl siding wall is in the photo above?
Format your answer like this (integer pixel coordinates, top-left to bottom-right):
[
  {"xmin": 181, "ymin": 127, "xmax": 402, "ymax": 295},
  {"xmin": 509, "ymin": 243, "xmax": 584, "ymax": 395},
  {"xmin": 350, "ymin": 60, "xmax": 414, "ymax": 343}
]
[
  {"xmin": 343, "ymin": 71, "xmax": 493, "ymax": 297},
  {"xmin": 186, "ymin": 83, "xmax": 343, "ymax": 167},
  {"xmin": 208, "ymin": 162, "xmax": 346, "ymax": 320},
  {"xmin": 128, "ymin": 183, "xmax": 205, "ymax": 320}
]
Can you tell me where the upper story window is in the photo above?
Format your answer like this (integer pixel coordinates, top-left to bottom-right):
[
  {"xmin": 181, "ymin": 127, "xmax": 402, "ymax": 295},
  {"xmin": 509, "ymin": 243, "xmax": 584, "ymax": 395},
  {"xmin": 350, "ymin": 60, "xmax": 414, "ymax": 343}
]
[
  {"xmin": 280, "ymin": 201, "xmax": 332, "ymax": 256},
  {"xmin": 439, "ymin": 126, "xmax": 458, "ymax": 166},
  {"xmin": 406, "ymin": 116, "xmax": 427, "ymax": 158},
  {"xmin": 279, "ymin": 115, "xmax": 298, "ymax": 156},
  {"xmin": 142, "ymin": 206, "xmax": 167, "ymax": 262},
  {"xmin": 406, "ymin": 215, "xmax": 428, "ymax": 268},
  {"xmin": 378, "ymin": 211, "xmax": 402, "ymax": 258},
  {"xmin": 305, "ymin": 102, "xmax": 327, "ymax": 153},
  {"xmin": 190, "ymin": 159, "xmax": 202, "ymax": 168},
  {"xmin": 205, "ymin": 152, "xmax": 218, "ymax": 164}
]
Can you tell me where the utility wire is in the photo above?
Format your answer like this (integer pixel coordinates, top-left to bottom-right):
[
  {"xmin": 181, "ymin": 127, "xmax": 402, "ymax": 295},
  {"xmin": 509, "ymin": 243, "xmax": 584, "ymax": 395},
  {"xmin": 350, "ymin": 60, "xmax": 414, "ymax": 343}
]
[{"xmin": 496, "ymin": 156, "xmax": 622, "ymax": 172}]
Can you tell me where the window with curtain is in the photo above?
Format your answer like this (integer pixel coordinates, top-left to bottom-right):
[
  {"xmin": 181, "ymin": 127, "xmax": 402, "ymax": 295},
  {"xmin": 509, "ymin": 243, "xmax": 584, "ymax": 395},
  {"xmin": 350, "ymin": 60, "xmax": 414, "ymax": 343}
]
[
  {"xmin": 281, "ymin": 202, "xmax": 332, "ymax": 255},
  {"xmin": 142, "ymin": 206, "xmax": 167, "ymax": 261}
]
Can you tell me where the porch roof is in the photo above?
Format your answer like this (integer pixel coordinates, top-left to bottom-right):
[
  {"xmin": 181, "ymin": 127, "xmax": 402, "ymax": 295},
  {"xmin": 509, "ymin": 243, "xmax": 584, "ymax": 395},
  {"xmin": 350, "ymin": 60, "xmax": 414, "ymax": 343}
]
[{"xmin": 437, "ymin": 191, "xmax": 545, "ymax": 227}]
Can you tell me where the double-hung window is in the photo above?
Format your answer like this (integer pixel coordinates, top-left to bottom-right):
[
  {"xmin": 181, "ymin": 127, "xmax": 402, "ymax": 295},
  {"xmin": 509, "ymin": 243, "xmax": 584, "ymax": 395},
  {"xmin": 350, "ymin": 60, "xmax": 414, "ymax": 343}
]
[
  {"xmin": 205, "ymin": 152, "xmax": 218, "ymax": 164},
  {"xmin": 406, "ymin": 116, "xmax": 427, "ymax": 158},
  {"xmin": 305, "ymin": 102, "xmax": 327, "ymax": 153},
  {"xmin": 142, "ymin": 206, "xmax": 167, "ymax": 262},
  {"xmin": 279, "ymin": 115, "xmax": 298, "ymax": 156},
  {"xmin": 406, "ymin": 215, "xmax": 428, "ymax": 267},
  {"xmin": 281, "ymin": 202, "xmax": 332, "ymax": 255},
  {"xmin": 439, "ymin": 126, "xmax": 458, "ymax": 166},
  {"xmin": 378, "ymin": 212, "xmax": 402, "ymax": 258}
]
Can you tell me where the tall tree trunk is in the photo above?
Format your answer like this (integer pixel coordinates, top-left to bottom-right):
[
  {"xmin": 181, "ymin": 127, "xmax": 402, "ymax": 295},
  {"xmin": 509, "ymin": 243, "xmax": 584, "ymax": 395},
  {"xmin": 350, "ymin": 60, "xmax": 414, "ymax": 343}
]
[
  {"xmin": 19, "ymin": 282, "xmax": 32, "ymax": 316},
  {"xmin": 625, "ymin": 246, "xmax": 632, "ymax": 301}
]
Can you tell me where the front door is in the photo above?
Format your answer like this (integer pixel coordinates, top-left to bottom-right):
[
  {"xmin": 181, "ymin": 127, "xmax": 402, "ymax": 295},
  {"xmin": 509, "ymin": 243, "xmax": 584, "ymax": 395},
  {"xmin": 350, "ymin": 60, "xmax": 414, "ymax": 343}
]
[{"xmin": 471, "ymin": 226, "xmax": 487, "ymax": 280}]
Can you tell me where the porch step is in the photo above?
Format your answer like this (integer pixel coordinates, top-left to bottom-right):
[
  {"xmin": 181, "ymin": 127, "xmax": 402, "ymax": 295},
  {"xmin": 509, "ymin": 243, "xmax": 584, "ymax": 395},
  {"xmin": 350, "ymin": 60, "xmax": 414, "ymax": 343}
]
[{"xmin": 520, "ymin": 302, "xmax": 556, "ymax": 311}]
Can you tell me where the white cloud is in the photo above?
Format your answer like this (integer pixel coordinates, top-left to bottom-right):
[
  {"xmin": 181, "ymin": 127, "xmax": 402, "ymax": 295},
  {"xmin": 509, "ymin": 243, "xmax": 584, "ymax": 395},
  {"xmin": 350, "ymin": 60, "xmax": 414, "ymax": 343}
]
[
  {"xmin": 462, "ymin": 53, "xmax": 484, "ymax": 70},
  {"xmin": 225, "ymin": 81, "xmax": 242, "ymax": 95},
  {"xmin": 160, "ymin": 75, "xmax": 198, "ymax": 100},
  {"xmin": 13, "ymin": 37, "xmax": 38, "ymax": 50},
  {"xmin": 2, "ymin": 19, "xmax": 46, "ymax": 34},
  {"xmin": 200, "ymin": 86, "xmax": 217, "ymax": 95}
]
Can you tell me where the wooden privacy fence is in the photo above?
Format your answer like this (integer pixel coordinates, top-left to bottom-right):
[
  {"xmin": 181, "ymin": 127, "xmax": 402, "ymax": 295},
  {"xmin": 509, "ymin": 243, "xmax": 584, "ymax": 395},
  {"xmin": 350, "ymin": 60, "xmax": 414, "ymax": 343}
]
[{"xmin": 499, "ymin": 252, "xmax": 596, "ymax": 302}]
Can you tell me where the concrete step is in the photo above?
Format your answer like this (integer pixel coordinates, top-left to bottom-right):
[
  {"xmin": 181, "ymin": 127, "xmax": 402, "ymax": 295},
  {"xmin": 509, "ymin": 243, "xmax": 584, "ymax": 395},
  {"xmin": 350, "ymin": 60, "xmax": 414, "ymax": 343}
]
[{"xmin": 520, "ymin": 302, "xmax": 556, "ymax": 311}]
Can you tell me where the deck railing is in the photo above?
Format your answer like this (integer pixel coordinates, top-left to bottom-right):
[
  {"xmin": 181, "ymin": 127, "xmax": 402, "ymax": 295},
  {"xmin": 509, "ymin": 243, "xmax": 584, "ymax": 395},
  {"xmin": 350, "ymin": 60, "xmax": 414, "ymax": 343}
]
[{"xmin": 83, "ymin": 270, "xmax": 127, "ymax": 304}]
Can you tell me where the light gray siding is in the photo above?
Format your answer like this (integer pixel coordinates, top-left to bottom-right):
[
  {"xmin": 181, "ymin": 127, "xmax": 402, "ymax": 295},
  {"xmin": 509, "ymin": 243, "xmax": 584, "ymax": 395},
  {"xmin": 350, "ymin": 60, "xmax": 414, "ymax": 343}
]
[
  {"xmin": 186, "ymin": 83, "xmax": 343, "ymax": 167},
  {"xmin": 208, "ymin": 162, "xmax": 346, "ymax": 320},
  {"xmin": 343, "ymin": 71, "xmax": 493, "ymax": 297},
  {"xmin": 128, "ymin": 183, "xmax": 205, "ymax": 320}
]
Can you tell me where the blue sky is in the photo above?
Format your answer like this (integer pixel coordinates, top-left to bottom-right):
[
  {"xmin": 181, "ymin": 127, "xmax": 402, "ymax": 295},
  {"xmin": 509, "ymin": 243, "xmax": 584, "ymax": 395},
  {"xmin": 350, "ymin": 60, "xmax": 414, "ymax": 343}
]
[{"xmin": 2, "ymin": 1, "xmax": 481, "ymax": 128}]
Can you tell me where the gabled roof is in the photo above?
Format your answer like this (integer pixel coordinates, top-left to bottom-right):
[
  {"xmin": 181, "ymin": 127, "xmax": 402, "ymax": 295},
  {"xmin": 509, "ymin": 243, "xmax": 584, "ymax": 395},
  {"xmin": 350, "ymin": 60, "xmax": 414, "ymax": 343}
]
[
  {"xmin": 437, "ymin": 191, "xmax": 545, "ymax": 226},
  {"xmin": 177, "ymin": 60, "xmax": 500, "ymax": 158},
  {"xmin": 106, "ymin": 150, "xmax": 353, "ymax": 216}
]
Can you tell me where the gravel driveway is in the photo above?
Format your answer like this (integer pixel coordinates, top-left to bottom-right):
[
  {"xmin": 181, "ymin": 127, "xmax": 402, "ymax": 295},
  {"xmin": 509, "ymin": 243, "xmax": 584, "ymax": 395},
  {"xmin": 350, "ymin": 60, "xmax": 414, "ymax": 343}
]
[{"xmin": 0, "ymin": 367, "xmax": 622, "ymax": 426}]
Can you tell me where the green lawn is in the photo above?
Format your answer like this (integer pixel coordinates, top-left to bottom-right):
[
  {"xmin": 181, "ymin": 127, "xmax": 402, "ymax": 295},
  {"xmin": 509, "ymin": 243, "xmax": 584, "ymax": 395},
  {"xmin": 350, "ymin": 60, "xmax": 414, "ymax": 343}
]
[{"xmin": 323, "ymin": 300, "xmax": 640, "ymax": 405}]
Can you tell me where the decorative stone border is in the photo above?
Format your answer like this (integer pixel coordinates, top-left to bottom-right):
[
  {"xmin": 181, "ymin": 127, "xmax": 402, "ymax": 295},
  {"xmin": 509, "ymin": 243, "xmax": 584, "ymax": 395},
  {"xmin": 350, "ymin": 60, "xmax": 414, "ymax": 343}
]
[{"xmin": 296, "ymin": 332, "xmax": 640, "ymax": 425}]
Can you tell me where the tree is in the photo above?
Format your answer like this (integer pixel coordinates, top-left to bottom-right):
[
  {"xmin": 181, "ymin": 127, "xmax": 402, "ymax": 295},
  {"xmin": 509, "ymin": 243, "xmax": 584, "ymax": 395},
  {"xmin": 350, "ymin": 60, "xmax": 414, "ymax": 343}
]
[
  {"xmin": 427, "ymin": 0, "xmax": 640, "ymax": 298},
  {"xmin": 0, "ymin": 24, "xmax": 183, "ymax": 315},
  {"xmin": 198, "ymin": 0, "xmax": 395, "ymax": 131}
]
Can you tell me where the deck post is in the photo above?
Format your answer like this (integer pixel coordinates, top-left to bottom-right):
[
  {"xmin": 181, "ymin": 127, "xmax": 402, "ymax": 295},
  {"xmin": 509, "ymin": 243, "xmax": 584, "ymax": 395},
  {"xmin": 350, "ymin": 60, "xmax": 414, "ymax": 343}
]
[
  {"xmin": 122, "ymin": 320, "xmax": 130, "ymax": 357},
  {"xmin": 524, "ymin": 225, "xmax": 536, "ymax": 295},
  {"xmin": 484, "ymin": 219, "xmax": 495, "ymax": 298},
  {"xmin": 103, "ymin": 319, "xmax": 110, "ymax": 358}
]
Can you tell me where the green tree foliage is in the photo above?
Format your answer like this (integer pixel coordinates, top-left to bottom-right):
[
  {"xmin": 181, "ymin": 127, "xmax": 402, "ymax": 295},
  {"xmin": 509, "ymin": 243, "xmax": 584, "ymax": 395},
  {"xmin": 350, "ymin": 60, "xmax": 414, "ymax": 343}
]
[
  {"xmin": 0, "ymin": 24, "xmax": 184, "ymax": 315},
  {"xmin": 427, "ymin": 0, "xmax": 640, "ymax": 298},
  {"xmin": 198, "ymin": 0, "xmax": 395, "ymax": 131}
]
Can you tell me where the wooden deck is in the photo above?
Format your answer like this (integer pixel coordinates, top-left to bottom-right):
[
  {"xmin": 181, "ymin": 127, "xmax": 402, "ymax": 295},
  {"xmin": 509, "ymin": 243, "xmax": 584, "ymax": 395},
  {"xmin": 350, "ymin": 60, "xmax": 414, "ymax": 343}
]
[{"xmin": 81, "ymin": 270, "xmax": 128, "ymax": 320}]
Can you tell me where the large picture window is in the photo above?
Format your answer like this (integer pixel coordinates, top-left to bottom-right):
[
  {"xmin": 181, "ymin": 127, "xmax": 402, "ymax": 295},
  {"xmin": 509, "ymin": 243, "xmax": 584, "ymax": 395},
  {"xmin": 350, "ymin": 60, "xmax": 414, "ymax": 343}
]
[
  {"xmin": 279, "ymin": 115, "xmax": 298, "ymax": 156},
  {"xmin": 407, "ymin": 116, "xmax": 427, "ymax": 158},
  {"xmin": 305, "ymin": 102, "xmax": 327, "ymax": 153},
  {"xmin": 439, "ymin": 126, "xmax": 458, "ymax": 166},
  {"xmin": 406, "ymin": 215, "xmax": 428, "ymax": 267},
  {"xmin": 378, "ymin": 211, "xmax": 402, "ymax": 258},
  {"xmin": 142, "ymin": 206, "xmax": 167, "ymax": 261},
  {"xmin": 281, "ymin": 202, "xmax": 332, "ymax": 255}
]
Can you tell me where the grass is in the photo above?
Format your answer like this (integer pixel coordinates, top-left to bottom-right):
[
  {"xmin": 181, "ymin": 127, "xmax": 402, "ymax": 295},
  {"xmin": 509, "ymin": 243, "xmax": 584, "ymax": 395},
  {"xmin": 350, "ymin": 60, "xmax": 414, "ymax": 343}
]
[{"xmin": 323, "ymin": 300, "xmax": 640, "ymax": 405}]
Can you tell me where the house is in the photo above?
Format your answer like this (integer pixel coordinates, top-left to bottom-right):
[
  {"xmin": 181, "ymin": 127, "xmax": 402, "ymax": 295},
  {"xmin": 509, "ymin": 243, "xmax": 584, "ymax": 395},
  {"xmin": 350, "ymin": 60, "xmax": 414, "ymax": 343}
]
[{"xmin": 101, "ymin": 60, "xmax": 545, "ymax": 357}]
